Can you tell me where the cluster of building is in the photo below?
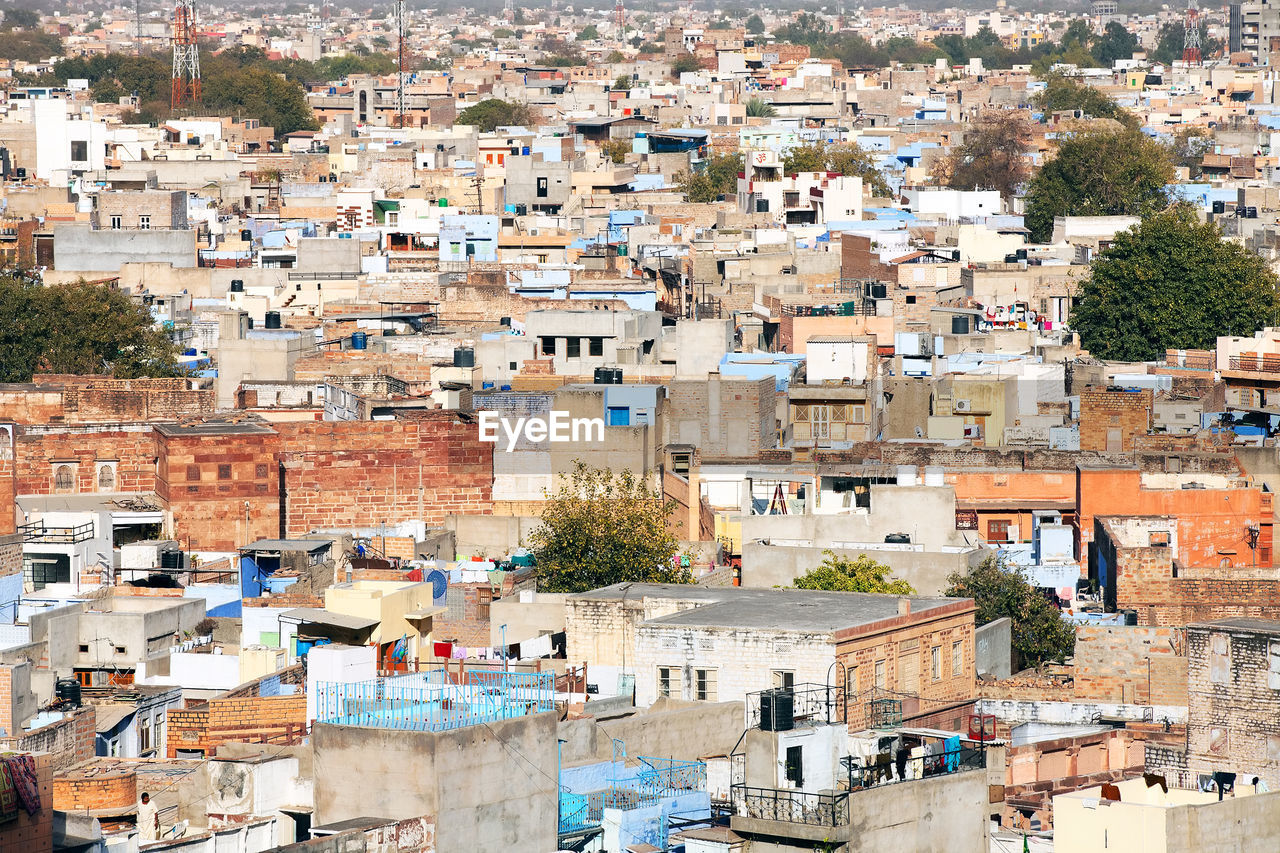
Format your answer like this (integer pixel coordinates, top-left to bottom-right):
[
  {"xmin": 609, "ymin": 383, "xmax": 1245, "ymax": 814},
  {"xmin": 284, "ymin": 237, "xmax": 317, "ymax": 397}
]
[{"xmin": 7, "ymin": 1, "xmax": 1280, "ymax": 852}]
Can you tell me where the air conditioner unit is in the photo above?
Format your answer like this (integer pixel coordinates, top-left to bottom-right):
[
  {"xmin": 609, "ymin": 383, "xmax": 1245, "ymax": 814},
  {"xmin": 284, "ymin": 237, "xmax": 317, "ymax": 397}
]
[{"xmin": 954, "ymin": 399, "xmax": 972, "ymax": 412}]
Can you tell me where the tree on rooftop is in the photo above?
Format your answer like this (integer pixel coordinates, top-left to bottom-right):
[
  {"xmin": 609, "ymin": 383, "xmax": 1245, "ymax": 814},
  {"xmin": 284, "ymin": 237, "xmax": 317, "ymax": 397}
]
[
  {"xmin": 945, "ymin": 554, "xmax": 1075, "ymax": 667},
  {"xmin": 745, "ymin": 14, "xmax": 765, "ymax": 35},
  {"xmin": 671, "ymin": 54, "xmax": 701, "ymax": 76},
  {"xmin": 530, "ymin": 462, "xmax": 691, "ymax": 594},
  {"xmin": 674, "ymin": 151, "xmax": 743, "ymax": 203},
  {"xmin": 456, "ymin": 98, "xmax": 535, "ymax": 132},
  {"xmin": 793, "ymin": 551, "xmax": 916, "ymax": 595},
  {"xmin": 1070, "ymin": 206, "xmax": 1280, "ymax": 361},
  {"xmin": 1091, "ymin": 21, "xmax": 1137, "ymax": 67},
  {"xmin": 781, "ymin": 142, "xmax": 892, "ymax": 197},
  {"xmin": 0, "ymin": 276, "xmax": 182, "ymax": 383},
  {"xmin": 1022, "ymin": 127, "xmax": 1173, "ymax": 243},
  {"xmin": 941, "ymin": 110, "xmax": 1033, "ymax": 201},
  {"xmin": 1032, "ymin": 73, "xmax": 1138, "ymax": 129},
  {"xmin": 613, "ymin": 73, "xmax": 633, "ymax": 91},
  {"xmin": 744, "ymin": 97, "xmax": 776, "ymax": 118},
  {"xmin": 577, "ymin": 24, "xmax": 599, "ymax": 41}
]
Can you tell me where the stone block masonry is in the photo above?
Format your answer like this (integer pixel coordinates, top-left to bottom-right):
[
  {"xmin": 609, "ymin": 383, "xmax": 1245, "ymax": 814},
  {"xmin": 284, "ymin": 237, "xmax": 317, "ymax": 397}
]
[{"xmin": 167, "ymin": 694, "xmax": 307, "ymax": 758}]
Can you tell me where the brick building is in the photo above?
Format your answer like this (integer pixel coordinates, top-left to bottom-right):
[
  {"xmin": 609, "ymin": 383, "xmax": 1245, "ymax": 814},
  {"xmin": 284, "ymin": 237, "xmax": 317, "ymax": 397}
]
[
  {"xmin": 1186, "ymin": 618, "xmax": 1280, "ymax": 788},
  {"xmin": 1072, "ymin": 624, "xmax": 1187, "ymax": 705},
  {"xmin": 93, "ymin": 189, "xmax": 187, "ymax": 231},
  {"xmin": 1078, "ymin": 387, "xmax": 1152, "ymax": 452}
]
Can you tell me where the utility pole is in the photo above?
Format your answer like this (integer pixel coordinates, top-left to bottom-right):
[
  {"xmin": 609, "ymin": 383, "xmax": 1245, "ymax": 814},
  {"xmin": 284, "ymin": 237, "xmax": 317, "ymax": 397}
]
[
  {"xmin": 472, "ymin": 174, "xmax": 484, "ymax": 214},
  {"xmin": 135, "ymin": 0, "xmax": 142, "ymax": 56}
]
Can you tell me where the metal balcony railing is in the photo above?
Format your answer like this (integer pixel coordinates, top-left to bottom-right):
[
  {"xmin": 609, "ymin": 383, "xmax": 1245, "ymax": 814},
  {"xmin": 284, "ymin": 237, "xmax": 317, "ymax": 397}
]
[
  {"xmin": 731, "ymin": 784, "xmax": 849, "ymax": 826},
  {"xmin": 19, "ymin": 521, "xmax": 94, "ymax": 544},
  {"xmin": 1229, "ymin": 354, "xmax": 1280, "ymax": 373},
  {"xmin": 841, "ymin": 745, "xmax": 987, "ymax": 790},
  {"xmin": 746, "ymin": 683, "xmax": 844, "ymax": 729}
]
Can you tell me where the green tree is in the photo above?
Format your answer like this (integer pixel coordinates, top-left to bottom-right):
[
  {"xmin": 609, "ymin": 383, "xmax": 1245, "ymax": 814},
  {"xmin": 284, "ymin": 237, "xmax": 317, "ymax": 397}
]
[
  {"xmin": 606, "ymin": 50, "xmax": 625, "ymax": 63},
  {"xmin": 782, "ymin": 142, "xmax": 890, "ymax": 196},
  {"xmin": 794, "ymin": 551, "xmax": 916, "ymax": 594},
  {"xmin": 942, "ymin": 110, "xmax": 1033, "ymax": 200},
  {"xmin": 1152, "ymin": 21, "xmax": 1221, "ymax": 65},
  {"xmin": 1170, "ymin": 126, "xmax": 1214, "ymax": 177},
  {"xmin": 577, "ymin": 24, "xmax": 599, "ymax": 41},
  {"xmin": 613, "ymin": 74, "xmax": 633, "ymax": 91},
  {"xmin": 675, "ymin": 151, "xmax": 742, "ymax": 203},
  {"xmin": 1091, "ymin": 21, "xmax": 1137, "ymax": 66},
  {"xmin": 744, "ymin": 96, "xmax": 776, "ymax": 118},
  {"xmin": 0, "ymin": 276, "xmax": 182, "ymax": 382},
  {"xmin": 745, "ymin": 13, "xmax": 765, "ymax": 35},
  {"xmin": 1033, "ymin": 73, "xmax": 1137, "ymax": 128},
  {"xmin": 1, "ymin": 7, "xmax": 39, "ymax": 30},
  {"xmin": 456, "ymin": 98, "xmax": 534, "ymax": 131},
  {"xmin": 531, "ymin": 462, "xmax": 690, "ymax": 593},
  {"xmin": 1023, "ymin": 128, "xmax": 1173, "ymax": 243},
  {"xmin": 1070, "ymin": 207, "xmax": 1280, "ymax": 361},
  {"xmin": 945, "ymin": 555, "xmax": 1075, "ymax": 667},
  {"xmin": 672, "ymin": 54, "xmax": 700, "ymax": 75},
  {"xmin": 602, "ymin": 138, "xmax": 630, "ymax": 164}
]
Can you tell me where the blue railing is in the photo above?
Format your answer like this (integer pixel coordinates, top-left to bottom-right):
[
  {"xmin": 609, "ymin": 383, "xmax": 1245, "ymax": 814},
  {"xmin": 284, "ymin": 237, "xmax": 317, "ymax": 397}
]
[
  {"xmin": 313, "ymin": 669, "xmax": 554, "ymax": 732},
  {"xmin": 557, "ymin": 757, "xmax": 708, "ymax": 838}
]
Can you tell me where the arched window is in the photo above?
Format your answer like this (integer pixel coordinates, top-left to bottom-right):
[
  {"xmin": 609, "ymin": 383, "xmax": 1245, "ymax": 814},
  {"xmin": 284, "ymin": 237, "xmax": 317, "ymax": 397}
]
[
  {"xmin": 54, "ymin": 465, "xmax": 74, "ymax": 491},
  {"xmin": 98, "ymin": 465, "xmax": 115, "ymax": 491}
]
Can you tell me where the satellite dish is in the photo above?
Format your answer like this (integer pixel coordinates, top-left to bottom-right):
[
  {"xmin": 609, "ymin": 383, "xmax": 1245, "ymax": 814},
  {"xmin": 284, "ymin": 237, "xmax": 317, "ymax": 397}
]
[{"xmin": 427, "ymin": 569, "xmax": 448, "ymax": 604}]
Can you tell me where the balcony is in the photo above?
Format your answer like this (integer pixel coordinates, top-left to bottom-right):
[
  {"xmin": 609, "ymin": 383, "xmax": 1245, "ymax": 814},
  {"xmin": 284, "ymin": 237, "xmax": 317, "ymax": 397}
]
[
  {"xmin": 1229, "ymin": 354, "xmax": 1280, "ymax": 374},
  {"xmin": 19, "ymin": 521, "xmax": 94, "ymax": 545},
  {"xmin": 746, "ymin": 683, "xmax": 844, "ymax": 730},
  {"xmin": 841, "ymin": 744, "xmax": 988, "ymax": 790},
  {"xmin": 731, "ymin": 785, "xmax": 848, "ymax": 827}
]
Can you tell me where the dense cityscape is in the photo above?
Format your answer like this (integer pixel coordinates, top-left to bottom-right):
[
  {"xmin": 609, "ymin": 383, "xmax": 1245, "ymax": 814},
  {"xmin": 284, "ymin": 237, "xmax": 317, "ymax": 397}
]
[{"xmin": 0, "ymin": 0, "xmax": 1277, "ymax": 851}]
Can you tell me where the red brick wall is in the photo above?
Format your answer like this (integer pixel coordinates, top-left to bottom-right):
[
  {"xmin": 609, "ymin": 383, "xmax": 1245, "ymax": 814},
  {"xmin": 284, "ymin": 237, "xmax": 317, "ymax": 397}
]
[
  {"xmin": 156, "ymin": 428, "xmax": 281, "ymax": 551},
  {"xmin": 53, "ymin": 767, "xmax": 137, "ymax": 811},
  {"xmin": 277, "ymin": 414, "xmax": 493, "ymax": 535},
  {"xmin": 15, "ymin": 425, "xmax": 158, "ymax": 497},
  {"xmin": 1073, "ymin": 625, "xmax": 1187, "ymax": 704},
  {"xmin": 0, "ymin": 424, "xmax": 14, "ymax": 536},
  {"xmin": 0, "ymin": 708, "xmax": 95, "ymax": 773}
]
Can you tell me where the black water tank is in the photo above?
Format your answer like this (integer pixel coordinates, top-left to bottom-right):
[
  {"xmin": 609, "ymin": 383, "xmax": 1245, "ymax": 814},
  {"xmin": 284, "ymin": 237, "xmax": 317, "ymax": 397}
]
[
  {"xmin": 1212, "ymin": 200, "xmax": 1226, "ymax": 214},
  {"xmin": 56, "ymin": 678, "xmax": 81, "ymax": 708},
  {"xmin": 453, "ymin": 347, "xmax": 475, "ymax": 367},
  {"xmin": 871, "ymin": 283, "xmax": 888, "ymax": 299},
  {"xmin": 760, "ymin": 688, "xmax": 794, "ymax": 731},
  {"xmin": 160, "ymin": 549, "xmax": 183, "ymax": 570},
  {"xmin": 1123, "ymin": 609, "xmax": 1139, "ymax": 626},
  {"xmin": 951, "ymin": 315, "xmax": 970, "ymax": 335},
  {"xmin": 594, "ymin": 367, "xmax": 610, "ymax": 383},
  {"xmin": 240, "ymin": 229, "xmax": 252, "ymax": 242},
  {"xmin": 264, "ymin": 311, "xmax": 282, "ymax": 329},
  {"xmin": 230, "ymin": 279, "xmax": 245, "ymax": 293}
]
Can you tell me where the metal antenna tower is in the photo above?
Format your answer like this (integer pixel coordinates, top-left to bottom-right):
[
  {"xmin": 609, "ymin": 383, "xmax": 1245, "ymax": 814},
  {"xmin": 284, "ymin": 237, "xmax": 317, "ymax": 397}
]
[
  {"xmin": 170, "ymin": 0, "xmax": 201, "ymax": 111},
  {"xmin": 1183, "ymin": 2, "xmax": 1203, "ymax": 65},
  {"xmin": 396, "ymin": 0, "xmax": 407, "ymax": 128},
  {"xmin": 615, "ymin": 0, "xmax": 624, "ymax": 35}
]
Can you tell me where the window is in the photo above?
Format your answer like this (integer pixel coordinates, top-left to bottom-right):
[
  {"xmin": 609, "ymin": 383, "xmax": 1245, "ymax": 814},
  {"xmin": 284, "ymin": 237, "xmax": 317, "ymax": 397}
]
[
  {"xmin": 784, "ymin": 745, "xmax": 804, "ymax": 787},
  {"xmin": 539, "ymin": 336, "xmax": 556, "ymax": 357},
  {"xmin": 931, "ymin": 646, "xmax": 942, "ymax": 681},
  {"xmin": 78, "ymin": 644, "xmax": 88, "ymax": 653},
  {"xmin": 509, "ymin": 361, "xmax": 518, "ymax": 371},
  {"xmin": 139, "ymin": 720, "xmax": 153, "ymax": 755},
  {"xmin": 255, "ymin": 464, "xmax": 269, "ymax": 479},
  {"xmin": 217, "ymin": 464, "xmax": 232, "ymax": 480},
  {"xmin": 588, "ymin": 337, "xmax": 604, "ymax": 357},
  {"xmin": 987, "ymin": 519, "xmax": 1011, "ymax": 543},
  {"xmin": 477, "ymin": 587, "xmax": 493, "ymax": 620},
  {"xmin": 694, "ymin": 668, "xmax": 717, "ymax": 701},
  {"xmin": 536, "ymin": 177, "xmax": 549, "ymax": 198},
  {"xmin": 772, "ymin": 670, "xmax": 795, "ymax": 690},
  {"xmin": 27, "ymin": 558, "xmax": 70, "ymax": 590},
  {"xmin": 114, "ymin": 645, "xmax": 126, "ymax": 655},
  {"xmin": 97, "ymin": 465, "xmax": 115, "ymax": 491},
  {"xmin": 874, "ymin": 659, "xmax": 886, "ymax": 690},
  {"xmin": 952, "ymin": 641, "xmax": 963, "ymax": 677},
  {"xmin": 109, "ymin": 215, "xmax": 122, "ymax": 230},
  {"xmin": 53, "ymin": 465, "xmax": 74, "ymax": 491},
  {"xmin": 139, "ymin": 215, "xmax": 151, "ymax": 230},
  {"xmin": 906, "ymin": 294, "xmax": 917, "ymax": 304},
  {"xmin": 70, "ymin": 140, "xmax": 88, "ymax": 161},
  {"xmin": 658, "ymin": 666, "xmax": 676, "ymax": 698},
  {"xmin": 186, "ymin": 465, "xmax": 201, "ymax": 481},
  {"xmin": 811, "ymin": 405, "xmax": 830, "ymax": 439},
  {"xmin": 565, "ymin": 337, "xmax": 581, "ymax": 358},
  {"xmin": 1210, "ymin": 633, "xmax": 1230, "ymax": 684},
  {"xmin": 846, "ymin": 665, "xmax": 859, "ymax": 696},
  {"xmin": 671, "ymin": 452, "xmax": 691, "ymax": 475},
  {"xmin": 607, "ymin": 406, "xmax": 630, "ymax": 426}
]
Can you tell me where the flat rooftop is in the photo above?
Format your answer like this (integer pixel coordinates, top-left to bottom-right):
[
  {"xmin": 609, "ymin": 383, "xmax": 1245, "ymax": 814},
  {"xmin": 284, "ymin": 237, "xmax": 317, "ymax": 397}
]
[{"xmin": 574, "ymin": 584, "xmax": 967, "ymax": 633}]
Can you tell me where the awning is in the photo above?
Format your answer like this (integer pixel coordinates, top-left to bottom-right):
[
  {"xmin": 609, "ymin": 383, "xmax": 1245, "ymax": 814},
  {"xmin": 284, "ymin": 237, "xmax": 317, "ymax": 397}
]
[
  {"xmin": 278, "ymin": 608, "xmax": 378, "ymax": 632},
  {"xmin": 95, "ymin": 704, "xmax": 137, "ymax": 733}
]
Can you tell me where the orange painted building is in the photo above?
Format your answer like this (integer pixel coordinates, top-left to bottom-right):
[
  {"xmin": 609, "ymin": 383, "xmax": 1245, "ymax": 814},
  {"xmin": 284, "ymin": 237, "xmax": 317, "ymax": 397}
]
[
  {"xmin": 946, "ymin": 470, "xmax": 1076, "ymax": 546},
  {"xmin": 1077, "ymin": 466, "xmax": 1273, "ymax": 570}
]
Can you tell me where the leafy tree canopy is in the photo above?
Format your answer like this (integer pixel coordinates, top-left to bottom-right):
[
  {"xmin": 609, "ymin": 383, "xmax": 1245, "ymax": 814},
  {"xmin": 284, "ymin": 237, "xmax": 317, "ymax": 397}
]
[
  {"xmin": 577, "ymin": 24, "xmax": 599, "ymax": 41},
  {"xmin": 1023, "ymin": 127, "xmax": 1173, "ymax": 243},
  {"xmin": 613, "ymin": 74, "xmax": 633, "ymax": 91},
  {"xmin": 782, "ymin": 142, "xmax": 892, "ymax": 197},
  {"xmin": 1152, "ymin": 21, "xmax": 1221, "ymax": 65},
  {"xmin": 744, "ymin": 96, "xmax": 776, "ymax": 118},
  {"xmin": 672, "ymin": 54, "xmax": 701, "ymax": 75},
  {"xmin": 0, "ymin": 276, "xmax": 182, "ymax": 382},
  {"xmin": 1071, "ymin": 207, "xmax": 1280, "ymax": 361},
  {"xmin": 939, "ymin": 110, "xmax": 1033, "ymax": 200},
  {"xmin": 531, "ymin": 462, "xmax": 691, "ymax": 593},
  {"xmin": 1, "ymin": 7, "xmax": 39, "ymax": 30},
  {"xmin": 945, "ymin": 555, "xmax": 1075, "ymax": 667},
  {"xmin": 456, "ymin": 98, "xmax": 534, "ymax": 132},
  {"xmin": 745, "ymin": 14, "xmax": 765, "ymax": 35},
  {"xmin": 793, "ymin": 551, "xmax": 916, "ymax": 594},
  {"xmin": 675, "ymin": 151, "xmax": 743, "ymax": 203},
  {"xmin": 1033, "ymin": 74, "xmax": 1138, "ymax": 128}
]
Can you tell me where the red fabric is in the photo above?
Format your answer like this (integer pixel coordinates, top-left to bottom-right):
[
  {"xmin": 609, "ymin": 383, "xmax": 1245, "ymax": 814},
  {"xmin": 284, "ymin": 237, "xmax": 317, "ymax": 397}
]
[{"xmin": 432, "ymin": 642, "xmax": 452, "ymax": 658}]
